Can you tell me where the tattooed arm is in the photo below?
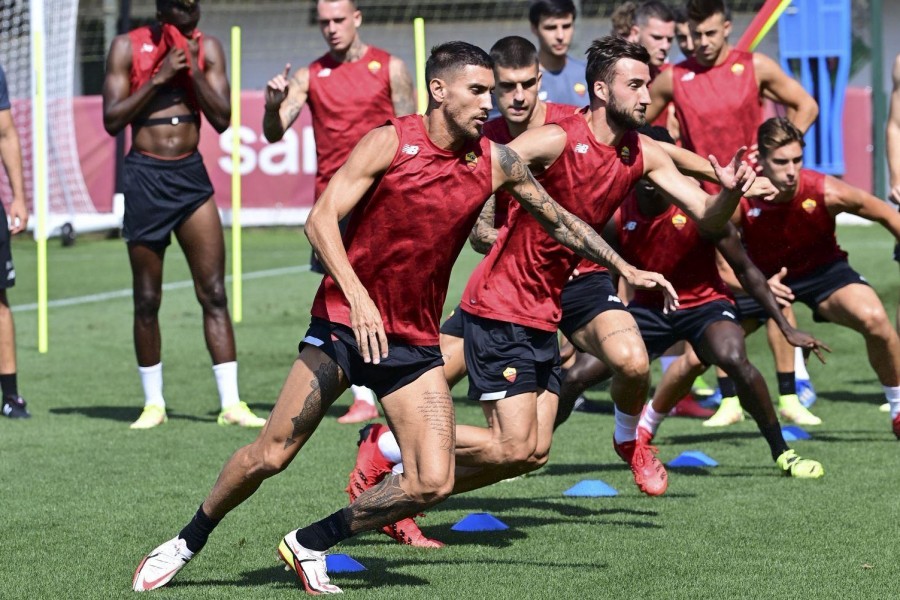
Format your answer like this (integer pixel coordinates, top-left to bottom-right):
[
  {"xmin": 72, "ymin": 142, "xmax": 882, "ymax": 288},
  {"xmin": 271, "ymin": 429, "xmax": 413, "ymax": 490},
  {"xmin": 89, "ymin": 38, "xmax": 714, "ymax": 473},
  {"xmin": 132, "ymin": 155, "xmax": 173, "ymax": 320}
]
[
  {"xmin": 263, "ymin": 64, "xmax": 309, "ymax": 142},
  {"xmin": 388, "ymin": 56, "xmax": 416, "ymax": 116},
  {"xmin": 468, "ymin": 196, "xmax": 499, "ymax": 254},
  {"xmin": 492, "ymin": 140, "xmax": 679, "ymax": 310}
]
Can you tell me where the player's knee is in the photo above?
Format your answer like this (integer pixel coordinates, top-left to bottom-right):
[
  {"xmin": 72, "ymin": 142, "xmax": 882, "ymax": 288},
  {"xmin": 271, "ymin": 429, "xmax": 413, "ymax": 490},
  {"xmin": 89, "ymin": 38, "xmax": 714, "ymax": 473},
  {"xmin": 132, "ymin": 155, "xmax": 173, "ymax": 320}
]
[
  {"xmin": 860, "ymin": 307, "xmax": 893, "ymax": 340},
  {"xmin": 196, "ymin": 279, "xmax": 228, "ymax": 312},
  {"xmin": 717, "ymin": 352, "xmax": 753, "ymax": 380},
  {"xmin": 246, "ymin": 441, "xmax": 294, "ymax": 479},
  {"xmin": 611, "ymin": 348, "xmax": 649, "ymax": 383},
  {"xmin": 407, "ymin": 470, "xmax": 454, "ymax": 504},
  {"xmin": 133, "ymin": 290, "xmax": 162, "ymax": 320}
]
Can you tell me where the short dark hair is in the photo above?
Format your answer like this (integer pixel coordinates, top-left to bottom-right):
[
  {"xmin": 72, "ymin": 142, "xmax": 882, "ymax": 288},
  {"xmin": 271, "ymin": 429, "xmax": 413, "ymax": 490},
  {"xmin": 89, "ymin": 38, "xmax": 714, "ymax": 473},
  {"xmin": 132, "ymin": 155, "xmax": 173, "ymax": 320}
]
[
  {"xmin": 672, "ymin": 5, "xmax": 688, "ymax": 24},
  {"xmin": 687, "ymin": 0, "xmax": 731, "ymax": 23},
  {"xmin": 635, "ymin": 1, "xmax": 675, "ymax": 26},
  {"xmin": 585, "ymin": 35, "xmax": 650, "ymax": 90},
  {"xmin": 157, "ymin": 0, "xmax": 197, "ymax": 11},
  {"xmin": 758, "ymin": 117, "xmax": 805, "ymax": 158},
  {"xmin": 490, "ymin": 36, "xmax": 539, "ymax": 70},
  {"xmin": 528, "ymin": 0, "xmax": 576, "ymax": 26},
  {"xmin": 425, "ymin": 41, "xmax": 493, "ymax": 86}
]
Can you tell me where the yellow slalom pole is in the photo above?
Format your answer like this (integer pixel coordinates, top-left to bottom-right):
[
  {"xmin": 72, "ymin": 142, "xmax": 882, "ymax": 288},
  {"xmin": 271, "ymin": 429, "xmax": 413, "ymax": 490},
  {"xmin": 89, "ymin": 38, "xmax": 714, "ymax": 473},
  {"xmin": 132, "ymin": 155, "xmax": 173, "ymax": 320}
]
[
  {"xmin": 413, "ymin": 18, "xmax": 427, "ymax": 114},
  {"xmin": 230, "ymin": 26, "xmax": 242, "ymax": 323},
  {"xmin": 749, "ymin": 0, "xmax": 792, "ymax": 51},
  {"xmin": 32, "ymin": 28, "xmax": 49, "ymax": 353}
]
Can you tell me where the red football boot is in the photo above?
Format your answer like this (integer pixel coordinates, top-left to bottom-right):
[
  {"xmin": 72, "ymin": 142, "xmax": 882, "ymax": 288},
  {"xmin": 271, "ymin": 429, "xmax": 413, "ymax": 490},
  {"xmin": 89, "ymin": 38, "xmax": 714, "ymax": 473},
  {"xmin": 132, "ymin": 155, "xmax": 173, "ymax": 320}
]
[{"xmin": 613, "ymin": 437, "xmax": 668, "ymax": 496}]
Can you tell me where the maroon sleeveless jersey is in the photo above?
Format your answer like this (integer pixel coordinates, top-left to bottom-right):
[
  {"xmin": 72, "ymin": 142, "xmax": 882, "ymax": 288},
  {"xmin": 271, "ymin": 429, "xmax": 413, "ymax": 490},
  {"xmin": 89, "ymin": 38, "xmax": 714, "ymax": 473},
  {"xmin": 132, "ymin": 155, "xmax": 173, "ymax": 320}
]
[
  {"xmin": 308, "ymin": 47, "xmax": 395, "ymax": 199},
  {"xmin": 649, "ymin": 63, "xmax": 671, "ymax": 129},
  {"xmin": 129, "ymin": 24, "xmax": 206, "ymax": 115},
  {"xmin": 672, "ymin": 50, "xmax": 761, "ymax": 193},
  {"xmin": 311, "ymin": 115, "xmax": 493, "ymax": 345},
  {"xmin": 461, "ymin": 111, "xmax": 644, "ymax": 331},
  {"xmin": 739, "ymin": 169, "xmax": 847, "ymax": 279},
  {"xmin": 482, "ymin": 102, "xmax": 579, "ymax": 228},
  {"xmin": 616, "ymin": 192, "xmax": 731, "ymax": 310}
]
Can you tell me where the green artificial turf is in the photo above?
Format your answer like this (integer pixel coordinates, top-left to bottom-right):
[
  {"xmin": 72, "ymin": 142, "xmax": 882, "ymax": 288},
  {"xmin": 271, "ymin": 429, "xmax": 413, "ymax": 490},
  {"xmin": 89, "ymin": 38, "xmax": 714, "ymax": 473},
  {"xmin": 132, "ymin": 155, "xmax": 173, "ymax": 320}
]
[{"xmin": 0, "ymin": 225, "xmax": 897, "ymax": 599}]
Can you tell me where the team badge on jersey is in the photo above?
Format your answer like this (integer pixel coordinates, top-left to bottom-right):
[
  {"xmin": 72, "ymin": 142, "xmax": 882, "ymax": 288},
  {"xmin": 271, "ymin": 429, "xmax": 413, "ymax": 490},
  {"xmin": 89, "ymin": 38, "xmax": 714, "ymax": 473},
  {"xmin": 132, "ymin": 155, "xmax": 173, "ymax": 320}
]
[
  {"xmin": 574, "ymin": 82, "xmax": 587, "ymax": 96},
  {"xmin": 368, "ymin": 60, "xmax": 382, "ymax": 73},
  {"xmin": 802, "ymin": 198, "xmax": 817, "ymax": 213},
  {"xmin": 503, "ymin": 367, "xmax": 517, "ymax": 383},
  {"xmin": 731, "ymin": 63, "xmax": 745, "ymax": 76},
  {"xmin": 671, "ymin": 213, "xmax": 687, "ymax": 230},
  {"xmin": 620, "ymin": 146, "xmax": 631, "ymax": 162},
  {"xmin": 465, "ymin": 151, "xmax": 478, "ymax": 170}
]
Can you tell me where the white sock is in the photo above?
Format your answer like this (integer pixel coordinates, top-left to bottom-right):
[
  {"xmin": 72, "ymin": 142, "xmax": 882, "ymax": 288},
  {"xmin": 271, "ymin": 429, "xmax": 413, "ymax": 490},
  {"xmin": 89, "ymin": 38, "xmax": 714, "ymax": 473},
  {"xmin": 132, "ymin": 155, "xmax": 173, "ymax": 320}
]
[
  {"xmin": 613, "ymin": 407, "xmax": 640, "ymax": 444},
  {"xmin": 794, "ymin": 348, "xmax": 810, "ymax": 380},
  {"xmin": 883, "ymin": 385, "xmax": 900, "ymax": 419},
  {"xmin": 638, "ymin": 403, "xmax": 667, "ymax": 435},
  {"xmin": 377, "ymin": 430, "xmax": 402, "ymax": 464},
  {"xmin": 138, "ymin": 363, "xmax": 165, "ymax": 408},
  {"xmin": 350, "ymin": 385, "xmax": 377, "ymax": 406},
  {"xmin": 212, "ymin": 361, "xmax": 240, "ymax": 410}
]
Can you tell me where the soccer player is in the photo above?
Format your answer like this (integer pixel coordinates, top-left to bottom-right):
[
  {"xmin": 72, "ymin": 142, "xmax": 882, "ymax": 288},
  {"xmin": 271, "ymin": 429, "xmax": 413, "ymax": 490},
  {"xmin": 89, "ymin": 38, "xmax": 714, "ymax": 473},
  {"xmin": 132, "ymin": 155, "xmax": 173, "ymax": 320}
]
[
  {"xmin": 0, "ymin": 63, "xmax": 30, "ymax": 419},
  {"xmin": 529, "ymin": 0, "xmax": 588, "ymax": 106},
  {"xmin": 264, "ymin": 0, "xmax": 416, "ymax": 425},
  {"xmin": 673, "ymin": 5, "xmax": 695, "ymax": 59},
  {"xmin": 132, "ymin": 41, "xmax": 664, "ymax": 594},
  {"xmin": 102, "ymin": 0, "xmax": 265, "ymax": 429},
  {"xmin": 660, "ymin": 118, "xmax": 900, "ymax": 439},
  {"xmin": 886, "ymin": 52, "xmax": 900, "ymax": 351},
  {"xmin": 606, "ymin": 127, "xmax": 826, "ymax": 478}
]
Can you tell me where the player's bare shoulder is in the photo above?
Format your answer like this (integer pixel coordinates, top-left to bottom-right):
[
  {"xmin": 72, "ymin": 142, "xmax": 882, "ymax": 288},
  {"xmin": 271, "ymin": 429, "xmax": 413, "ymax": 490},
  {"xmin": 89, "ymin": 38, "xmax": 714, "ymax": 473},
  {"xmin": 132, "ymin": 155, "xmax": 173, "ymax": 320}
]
[{"xmin": 347, "ymin": 122, "xmax": 401, "ymax": 175}]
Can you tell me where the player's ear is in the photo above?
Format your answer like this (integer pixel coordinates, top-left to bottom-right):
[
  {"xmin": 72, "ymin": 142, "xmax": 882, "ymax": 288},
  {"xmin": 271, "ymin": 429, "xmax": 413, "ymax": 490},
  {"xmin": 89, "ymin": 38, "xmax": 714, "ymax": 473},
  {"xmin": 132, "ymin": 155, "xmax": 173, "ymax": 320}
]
[
  {"xmin": 353, "ymin": 9, "xmax": 362, "ymax": 28},
  {"xmin": 723, "ymin": 19, "xmax": 732, "ymax": 39},
  {"xmin": 593, "ymin": 80, "xmax": 608, "ymax": 104},
  {"xmin": 429, "ymin": 78, "xmax": 446, "ymax": 103}
]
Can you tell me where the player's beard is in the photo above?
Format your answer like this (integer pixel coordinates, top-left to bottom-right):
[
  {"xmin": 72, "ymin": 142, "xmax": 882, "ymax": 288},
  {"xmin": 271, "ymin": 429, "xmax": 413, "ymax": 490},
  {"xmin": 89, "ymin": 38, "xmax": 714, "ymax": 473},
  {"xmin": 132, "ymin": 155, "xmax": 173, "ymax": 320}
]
[
  {"xmin": 607, "ymin": 95, "xmax": 646, "ymax": 130},
  {"xmin": 447, "ymin": 107, "xmax": 484, "ymax": 142}
]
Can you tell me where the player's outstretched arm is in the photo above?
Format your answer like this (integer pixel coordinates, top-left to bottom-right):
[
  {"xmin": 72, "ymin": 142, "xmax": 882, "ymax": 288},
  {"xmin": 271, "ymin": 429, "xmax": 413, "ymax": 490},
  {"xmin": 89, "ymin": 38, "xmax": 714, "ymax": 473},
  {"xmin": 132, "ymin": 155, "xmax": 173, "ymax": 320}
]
[
  {"xmin": 644, "ymin": 138, "xmax": 755, "ymax": 231},
  {"xmin": 825, "ymin": 175, "xmax": 900, "ymax": 242},
  {"xmin": 714, "ymin": 224, "xmax": 829, "ymax": 362},
  {"xmin": 491, "ymin": 141, "xmax": 679, "ymax": 311},
  {"xmin": 468, "ymin": 196, "xmax": 499, "ymax": 254},
  {"xmin": 263, "ymin": 66, "xmax": 310, "ymax": 143},
  {"xmin": 886, "ymin": 54, "xmax": 900, "ymax": 204},
  {"xmin": 190, "ymin": 35, "xmax": 231, "ymax": 133},
  {"xmin": 755, "ymin": 52, "xmax": 818, "ymax": 134},
  {"xmin": 306, "ymin": 125, "xmax": 398, "ymax": 363}
]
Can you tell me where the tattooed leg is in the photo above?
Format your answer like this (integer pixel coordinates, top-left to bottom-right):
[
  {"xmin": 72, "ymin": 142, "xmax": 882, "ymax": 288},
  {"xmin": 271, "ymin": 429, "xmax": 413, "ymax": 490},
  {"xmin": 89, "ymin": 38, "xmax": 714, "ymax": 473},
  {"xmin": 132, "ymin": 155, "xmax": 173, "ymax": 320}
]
[
  {"xmin": 201, "ymin": 346, "xmax": 347, "ymax": 519},
  {"xmin": 570, "ymin": 309, "xmax": 650, "ymax": 415}
]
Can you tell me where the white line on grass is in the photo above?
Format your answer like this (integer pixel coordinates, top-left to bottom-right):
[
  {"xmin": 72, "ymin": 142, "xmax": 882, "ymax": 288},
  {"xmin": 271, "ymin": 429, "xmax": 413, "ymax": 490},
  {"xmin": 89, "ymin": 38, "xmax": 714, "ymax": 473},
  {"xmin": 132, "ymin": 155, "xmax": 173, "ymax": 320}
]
[{"xmin": 12, "ymin": 264, "xmax": 312, "ymax": 313}]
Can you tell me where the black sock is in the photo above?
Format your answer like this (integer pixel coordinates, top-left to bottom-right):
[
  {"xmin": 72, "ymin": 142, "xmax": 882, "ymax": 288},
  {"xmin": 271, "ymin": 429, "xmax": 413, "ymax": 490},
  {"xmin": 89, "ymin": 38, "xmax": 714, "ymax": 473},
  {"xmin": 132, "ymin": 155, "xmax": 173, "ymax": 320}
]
[
  {"xmin": 718, "ymin": 376, "xmax": 737, "ymax": 398},
  {"xmin": 178, "ymin": 505, "xmax": 221, "ymax": 554},
  {"xmin": 759, "ymin": 422, "xmax": 789, "ymax": 461},
  {"xmin": 776, "ymin": 372, "xmax": 795, "ymax": 397},
  {"xmin": 0, "ymin": 373, "xmax": 18, "ymax": 398},
  {"xmin": 295, "ymin": 509, "xmax": 353, "ymax": 552}
]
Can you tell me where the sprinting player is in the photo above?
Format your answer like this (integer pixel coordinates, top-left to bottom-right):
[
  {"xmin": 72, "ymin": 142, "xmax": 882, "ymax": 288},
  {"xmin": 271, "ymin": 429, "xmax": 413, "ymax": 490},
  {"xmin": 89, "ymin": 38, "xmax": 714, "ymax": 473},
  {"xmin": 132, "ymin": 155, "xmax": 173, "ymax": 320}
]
[
  {"xmin": 529, "ymin": 0, "xmax": 588, "ymax": 106},
  {"xmin": 0, "ymin": 63, "xmax": 30, "ymax": 419},
  {"xmin": 103, "ymin": 0, "xmax": 265, "ymax": 429},
  {"xmin": 886, "ymin": 52, "xmax": 900, "ymax": 380},
  {"xmin": 602, "ymin": 128, "xmax": 827, "ymax": 478},
  {"xmin": 132, "ymin": 41, "xmax": 665, "ymax": 594},
  {"xmin": 646, "ymin": 0, "xmax": 820, "ymax": 414},
  {"xmin": 356, "ymin": 37, "xmax": 757, "ymax": 513},
  {"xmin": 264, "ymin": 0, "xmax": 415, "ymax": 425},
  {"xmin": 661, "ymin": 118, "xmax": 900, "ymax": 439},
  {"xmin": 438, "ymin": 36, "xmax": 578, "ymax": 388}
]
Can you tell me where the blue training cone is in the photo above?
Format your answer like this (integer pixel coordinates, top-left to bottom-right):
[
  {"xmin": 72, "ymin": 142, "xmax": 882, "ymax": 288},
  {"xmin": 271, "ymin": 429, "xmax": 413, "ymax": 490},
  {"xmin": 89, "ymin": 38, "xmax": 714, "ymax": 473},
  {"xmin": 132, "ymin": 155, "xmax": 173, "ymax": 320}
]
[
  {"xmin": 563, "ymin": 479, "xmax": 618, "ymax": 497},
  {"xmin": 451, "ymin": 512, "xmax": 509, "ymax": 531},
  {"xmin": 325, "ymin": 554, "xmax": 366, "ymax": 573},
  {"xmin": 667, "ymin": 450, "xmax": 718, "ymax": 468},
  {"xmin": 781, "ymin": 425, "xmax": 811, "ymax": 441}
]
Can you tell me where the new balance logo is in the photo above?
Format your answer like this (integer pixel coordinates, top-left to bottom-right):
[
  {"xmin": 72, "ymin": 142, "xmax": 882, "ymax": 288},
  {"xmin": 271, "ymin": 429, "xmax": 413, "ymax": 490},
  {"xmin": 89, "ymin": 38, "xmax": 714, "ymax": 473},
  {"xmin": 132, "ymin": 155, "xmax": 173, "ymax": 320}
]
[
  {"xmin": 574, "ymin": 143, "xmax": 589, "ymax": 154},
  {"xmin": 748, "ymin": 208, "xmax": 761, "ymax": 217},
  {"xmin": 681, "ymin": 71, "xmax": 696, "ymax": 82},
  {"xmin": 141, "ymin": 43, "xmax": 155, "ymax": 53},
  {"xmin": 317, "ymin": 68, "xmax": 332, "ymax": 77},
  {"xmin": 401, "ymin": 144, "xmax": 419, "ymax": 155},
  {"xmin": 608, "ymin": 295, "xmax": 622, "ymax": 303},
  {"xmin": 624, "ymin": 221, "xmax": 637, "ymax": 230},
  {"xmin": 722, "ymin": 310, "xmax": 736, "ymax": 319}
]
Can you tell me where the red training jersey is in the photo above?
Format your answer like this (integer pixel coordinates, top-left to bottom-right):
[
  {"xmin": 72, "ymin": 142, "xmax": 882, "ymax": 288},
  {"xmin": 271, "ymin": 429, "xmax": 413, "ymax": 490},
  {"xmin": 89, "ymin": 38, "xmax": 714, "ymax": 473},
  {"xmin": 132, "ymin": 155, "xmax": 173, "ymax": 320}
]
[
  {"xmin": 615, "ymin": 192, "xmax": 731, "ymax": 310},
  {"xmin": 308, "ymin": 46, "xmax": 395, "ymax": 199},
  {"xmin": 482, "ymin": 102, "xmax": 579, "ymax": 228},
  {"xmin": 739, "ymin": 169, "xmax": 847, "ymax": 280},
  {"xmin": 461, "ymin": 111, "xmax": 644, "ymax": 331},
  {"xmin": 129, "ymin": 24, "xmax": 206, "ymax": 114},
  {"xmin": 672, "ymin": 50, "xmax": 761, "ymax": 193},
  {"xmin": 311, "ymin": 115, "xmax": 494, "ymax": 345},
  {"xmin": 649, "ymin": 63, "xmax": 671, "ymax": 129}
]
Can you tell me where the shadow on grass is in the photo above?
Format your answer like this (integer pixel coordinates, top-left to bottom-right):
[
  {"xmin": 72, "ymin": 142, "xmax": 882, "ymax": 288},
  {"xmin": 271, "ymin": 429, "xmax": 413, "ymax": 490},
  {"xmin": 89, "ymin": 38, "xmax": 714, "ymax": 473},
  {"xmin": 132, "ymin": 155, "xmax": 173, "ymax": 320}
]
[
  {"xmin": 49, "ymin": 406, "xmax": 216, "ymax": 423},
  {"xmin": 817, "ymin": 389, "xmax": 885, "ymax": 407}
]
